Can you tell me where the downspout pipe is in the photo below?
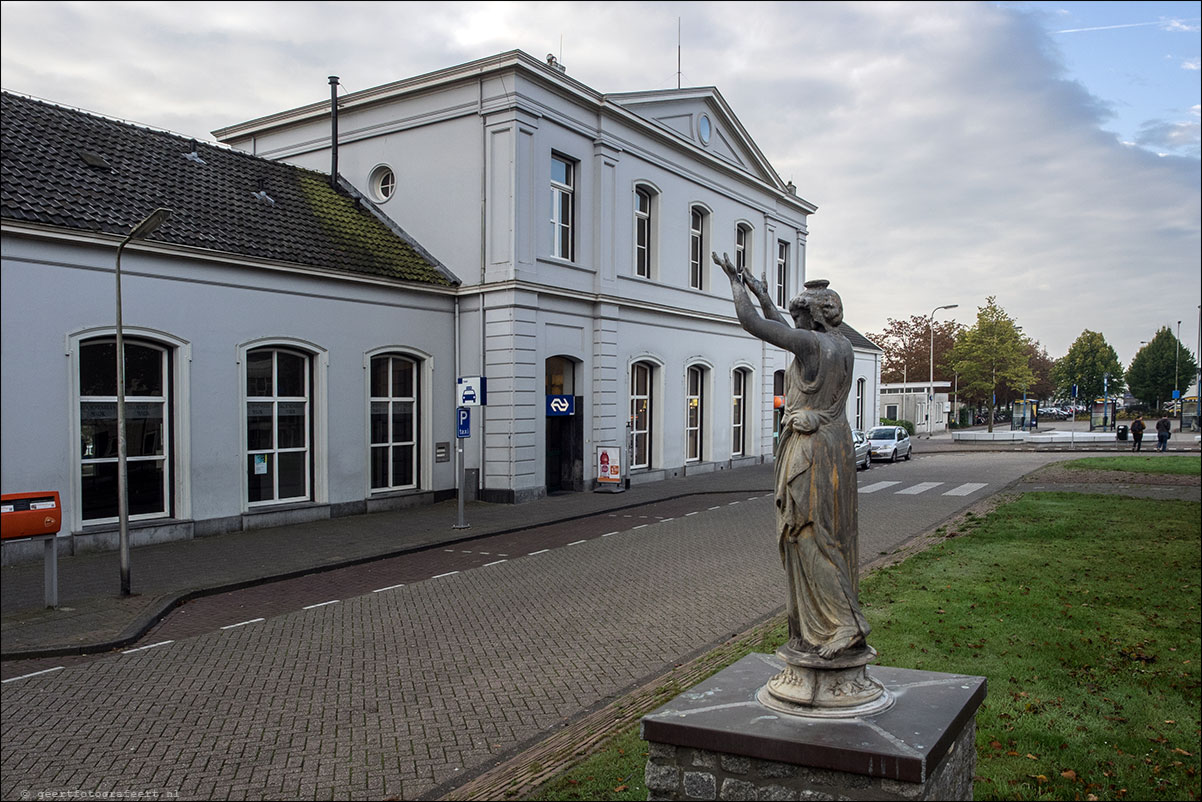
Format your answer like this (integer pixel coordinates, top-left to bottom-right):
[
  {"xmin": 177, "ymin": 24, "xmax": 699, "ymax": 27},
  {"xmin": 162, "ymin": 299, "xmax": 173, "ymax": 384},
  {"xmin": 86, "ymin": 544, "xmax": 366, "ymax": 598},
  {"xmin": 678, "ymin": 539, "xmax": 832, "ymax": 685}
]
[{"xmin": 329, "ymin": 76, "xmax": 340, "ymax": 188}]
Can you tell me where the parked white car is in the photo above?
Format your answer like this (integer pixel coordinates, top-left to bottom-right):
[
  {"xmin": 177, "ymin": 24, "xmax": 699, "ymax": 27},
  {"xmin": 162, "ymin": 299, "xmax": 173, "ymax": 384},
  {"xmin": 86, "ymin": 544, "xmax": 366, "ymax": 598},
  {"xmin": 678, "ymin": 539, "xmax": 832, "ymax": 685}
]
[
  {"xmin": 852, "ymin": 429, "xmax": 872, "ymax": 470},
  {"xmin": 866, "ymin": 425, "xmax": 912, "ymax": 462}
]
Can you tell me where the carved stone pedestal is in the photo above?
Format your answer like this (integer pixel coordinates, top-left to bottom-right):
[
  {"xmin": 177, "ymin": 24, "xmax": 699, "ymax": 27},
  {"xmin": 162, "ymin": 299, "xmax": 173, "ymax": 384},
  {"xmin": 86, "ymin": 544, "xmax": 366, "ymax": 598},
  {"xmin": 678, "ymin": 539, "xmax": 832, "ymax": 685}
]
[
  {"xmin": 641, "ymin": 654, "xmax": 987, "ymax": 801},
  {"xmin": 757, "ymin": 643, "xmax": 893, "ymax": 717}
]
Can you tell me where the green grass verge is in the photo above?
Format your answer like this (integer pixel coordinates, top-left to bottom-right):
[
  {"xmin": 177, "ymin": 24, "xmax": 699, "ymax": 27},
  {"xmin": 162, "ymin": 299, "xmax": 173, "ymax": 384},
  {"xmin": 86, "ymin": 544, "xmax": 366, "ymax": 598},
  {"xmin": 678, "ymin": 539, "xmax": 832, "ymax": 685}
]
[
  {"xmin": 530, "ymin": 493, "xmax": 1201, "ymax": 802},
  {"xmin": 1062, "ymin": 455, "xmax": 1200, "ymax": 475}
]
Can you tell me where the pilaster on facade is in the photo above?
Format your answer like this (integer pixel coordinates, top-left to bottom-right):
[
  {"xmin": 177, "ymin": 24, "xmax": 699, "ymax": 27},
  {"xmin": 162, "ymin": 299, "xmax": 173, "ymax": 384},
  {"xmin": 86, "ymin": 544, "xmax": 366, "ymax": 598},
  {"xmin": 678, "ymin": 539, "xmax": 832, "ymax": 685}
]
[
  {"xmin": 591, "ymin": 139, "xmax": 623, "ymax": 293},
  {"xmin": 483, "ymin": 109, "xmax": 540, "ymax": 286},
  {"xmin": 591, "ymin": 304, "xmax": 622, "ymax": 460},
  {"xmin": 483, "ymin": 290, "xmax": 540, "ymax": 494},
  {"xmin": 760, "ymin": 340, "xmax": 781, "ymax": 457}
]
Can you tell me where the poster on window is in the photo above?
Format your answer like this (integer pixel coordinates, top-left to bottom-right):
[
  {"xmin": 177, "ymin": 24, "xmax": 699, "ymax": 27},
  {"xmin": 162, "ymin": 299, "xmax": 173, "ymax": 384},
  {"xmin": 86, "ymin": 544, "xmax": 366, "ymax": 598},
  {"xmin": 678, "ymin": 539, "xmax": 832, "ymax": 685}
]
[{"xmin": 253, "ymin": 454, "xmax": 268, "ymax": 475}]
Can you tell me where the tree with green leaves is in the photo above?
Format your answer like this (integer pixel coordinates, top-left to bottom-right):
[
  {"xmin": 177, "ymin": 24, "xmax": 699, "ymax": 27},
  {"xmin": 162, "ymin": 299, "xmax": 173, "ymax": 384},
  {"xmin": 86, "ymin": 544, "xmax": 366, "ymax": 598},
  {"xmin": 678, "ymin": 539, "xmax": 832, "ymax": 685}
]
[
  {"xmin": 1053, "ymin": 330, "xmax": 1125, "ymax": 406},
  {"xmin": 1126, "ymin": 326, "xmax": 1199, "ymax": 410},
  {"xmin": 866, "ymin": 315, "xmax": 963, "ymax": 384},
  {"xmin": 951, "ymin": 297, "xmax": 1035, "ymax": 432}
]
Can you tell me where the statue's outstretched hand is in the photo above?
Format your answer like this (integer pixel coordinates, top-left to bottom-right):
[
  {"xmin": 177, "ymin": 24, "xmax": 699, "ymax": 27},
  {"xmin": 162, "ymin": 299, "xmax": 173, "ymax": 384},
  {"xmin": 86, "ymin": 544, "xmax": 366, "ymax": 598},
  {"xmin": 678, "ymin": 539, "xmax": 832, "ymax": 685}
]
[
  {"xmin": 744, "ymin": 271, "xmax": 769, "ymax": 298},
  {"xmin": 712, "ymin": 251, "xmax": 740, "ymax": 280}
]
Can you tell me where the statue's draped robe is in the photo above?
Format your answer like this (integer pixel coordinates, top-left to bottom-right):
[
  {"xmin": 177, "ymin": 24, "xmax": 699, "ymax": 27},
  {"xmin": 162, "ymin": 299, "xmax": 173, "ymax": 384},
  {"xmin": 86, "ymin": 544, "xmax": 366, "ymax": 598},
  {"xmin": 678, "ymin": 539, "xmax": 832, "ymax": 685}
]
[{"xmin": 775, "ymin": 332, "xmax": 871, "ymax": 654}]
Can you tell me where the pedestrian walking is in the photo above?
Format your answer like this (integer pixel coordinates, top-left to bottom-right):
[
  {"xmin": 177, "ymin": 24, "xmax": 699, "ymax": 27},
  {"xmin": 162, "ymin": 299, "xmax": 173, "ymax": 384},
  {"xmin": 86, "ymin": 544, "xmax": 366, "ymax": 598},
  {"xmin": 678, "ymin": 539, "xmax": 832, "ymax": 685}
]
[
  {"xmin": 1130, "ymin": 415, "xmax": 1146, "ymax": 451},
  {"xmin": 1155, "ymin": 414, "xmax": 1172, "ymax": 452}
]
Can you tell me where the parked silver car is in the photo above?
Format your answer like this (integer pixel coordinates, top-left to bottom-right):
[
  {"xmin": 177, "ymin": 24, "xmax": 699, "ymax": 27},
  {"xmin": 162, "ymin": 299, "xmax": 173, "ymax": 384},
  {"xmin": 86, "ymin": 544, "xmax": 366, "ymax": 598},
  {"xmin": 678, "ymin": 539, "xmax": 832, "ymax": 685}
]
[
  {"xmin": 866, "ymin": 425, "xmax": 912, "ymax": 462},
  {"xmin": 852, "ymin": 429, "xmax": 872, "ymax": 470}
]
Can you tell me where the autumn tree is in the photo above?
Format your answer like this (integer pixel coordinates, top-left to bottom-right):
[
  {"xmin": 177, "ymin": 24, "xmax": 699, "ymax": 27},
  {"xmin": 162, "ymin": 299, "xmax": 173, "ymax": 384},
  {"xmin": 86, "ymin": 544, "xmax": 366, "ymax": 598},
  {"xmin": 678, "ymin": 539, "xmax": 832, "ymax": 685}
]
[
  {"xmin": 1008, "ymin": 338, "xmax": 1056, "ymax": 401},
  {"xmin": 867, "ymin": 315, "xmax": 963, "ymax": 384},
  {"xmin": 1053, "ymin": 330, "xmax": 1125, "ymax": 405},
  {"xmin": 950, "ymin": 297, "xmax": 1034, "ymax": 432},
  {"xmin": 1126, "ymin": 327, "xmax": 1198, "ymax": 410}
]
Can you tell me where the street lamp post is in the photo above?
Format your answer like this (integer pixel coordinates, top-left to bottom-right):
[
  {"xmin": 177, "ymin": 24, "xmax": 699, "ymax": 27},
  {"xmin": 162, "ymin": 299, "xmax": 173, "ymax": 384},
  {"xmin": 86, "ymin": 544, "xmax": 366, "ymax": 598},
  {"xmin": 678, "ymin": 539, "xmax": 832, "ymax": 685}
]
[
  {"xmin": 115, "ymin": 209, "xmax": 172, "ymax": 597},
  {"xmin": 1175, "ymin": 320, "xmax": 1182, "ymax": 428},
  {"xmin": 928, "ymin": 304, "xmax": 958, "ymax": 436}
]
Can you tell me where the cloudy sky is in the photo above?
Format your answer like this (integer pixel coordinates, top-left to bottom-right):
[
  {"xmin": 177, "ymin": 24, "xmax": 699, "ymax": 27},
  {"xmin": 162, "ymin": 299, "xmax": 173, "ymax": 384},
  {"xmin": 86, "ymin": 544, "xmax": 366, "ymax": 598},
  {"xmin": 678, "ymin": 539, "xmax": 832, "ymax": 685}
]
[{"xmin": 2, "ymin": 1, "xmax": 1199, "ymax": 370}]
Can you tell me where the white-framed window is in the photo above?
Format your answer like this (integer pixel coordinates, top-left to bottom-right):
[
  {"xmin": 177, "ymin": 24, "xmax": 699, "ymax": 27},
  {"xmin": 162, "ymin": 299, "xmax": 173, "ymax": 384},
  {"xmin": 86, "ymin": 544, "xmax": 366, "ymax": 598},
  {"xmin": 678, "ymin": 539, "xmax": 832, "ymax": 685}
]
[
  {"xmin": 732, "ymin": 368, "xmax": 750, "ymax": 457},
  {"xmin": 686, "ymin": 365, "xmax": 706, "ymax": 462},
  {"xmin": 78, "ymin": 339, "xmax": 172, "ymax": 523},
  {"xmin": 246, "ymin": 347, "xmax": 311, "ymax": 505},
  {"xmin": 634, "ymin": 186, "xmax": 653, "ymax": 278},
  {"xmin": 776, "ymin": 241, "xmax": 789, "ymax": 307},
  {"xmin": 630, "ymin": 361, "xmax": 655, "ymax": 469},
  {"xmin": 856, "ymin": 378, "xmax": 867, "ymax": 430},
  {"xmin": 735, "ymin": 223, "xmax": 752, "ymax": 274},
  {"xmin": 551, "ymin": 154, "xmax": 575, "ymax": 261},
  {"xmin": 369, "ymin": 354, "xmax": 420, "ymax": 491},
  {"xmin": 689, "ymin": 206, "xmax": 708, "ymax": 290},
  {"xmin": 369, "ymin": 165, "xmax": 396, "ymax": 202}
]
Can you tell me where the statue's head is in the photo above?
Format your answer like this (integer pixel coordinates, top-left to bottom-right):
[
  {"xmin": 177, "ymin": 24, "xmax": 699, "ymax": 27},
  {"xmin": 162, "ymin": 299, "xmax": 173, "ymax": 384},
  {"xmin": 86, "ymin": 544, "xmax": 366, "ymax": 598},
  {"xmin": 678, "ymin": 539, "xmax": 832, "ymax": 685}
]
[
  {"xmin": 795, "ymin": 279, "xmax": 843, "ymax": 331},
  {"xmin": 787, "ymin": 294, "xmax": 814, "ymax": 330}
]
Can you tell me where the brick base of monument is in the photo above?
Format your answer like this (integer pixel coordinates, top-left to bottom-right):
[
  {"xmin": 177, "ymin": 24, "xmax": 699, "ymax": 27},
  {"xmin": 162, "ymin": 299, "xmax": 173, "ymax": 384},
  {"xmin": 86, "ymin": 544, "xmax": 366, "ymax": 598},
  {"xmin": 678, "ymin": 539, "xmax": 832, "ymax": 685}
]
[{"xmin": 641, "ymin": 654, "xmax": 986, "ymax": 802}]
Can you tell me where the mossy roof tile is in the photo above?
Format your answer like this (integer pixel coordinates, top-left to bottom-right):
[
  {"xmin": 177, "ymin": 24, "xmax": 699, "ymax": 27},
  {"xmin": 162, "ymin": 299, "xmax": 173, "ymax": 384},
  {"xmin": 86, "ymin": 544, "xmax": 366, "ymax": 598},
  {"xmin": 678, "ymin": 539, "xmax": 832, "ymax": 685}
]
[{"xmin": 0, "ymin": 92, "xmax": 458, "ymax": 288}]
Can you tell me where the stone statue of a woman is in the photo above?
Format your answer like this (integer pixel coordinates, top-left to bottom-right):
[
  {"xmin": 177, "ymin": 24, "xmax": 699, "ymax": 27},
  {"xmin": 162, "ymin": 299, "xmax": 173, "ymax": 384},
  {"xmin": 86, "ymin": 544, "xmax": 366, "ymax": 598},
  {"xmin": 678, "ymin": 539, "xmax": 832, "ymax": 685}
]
[{"xmin": 715, "ymin": 253, "xmax": 887, "ymax": 714}]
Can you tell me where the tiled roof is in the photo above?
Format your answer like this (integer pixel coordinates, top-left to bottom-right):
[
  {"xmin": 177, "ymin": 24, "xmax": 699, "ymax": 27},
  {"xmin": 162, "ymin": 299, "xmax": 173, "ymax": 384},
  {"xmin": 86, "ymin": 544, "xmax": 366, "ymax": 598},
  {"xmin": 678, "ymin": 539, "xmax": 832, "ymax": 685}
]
[
  {"xmin": 0, "ymin": 92, "xmax": 458, "ymax": 287},
  {"xmin": 838, "ymin": 322, "xmax": 883, "ymax": 352}
]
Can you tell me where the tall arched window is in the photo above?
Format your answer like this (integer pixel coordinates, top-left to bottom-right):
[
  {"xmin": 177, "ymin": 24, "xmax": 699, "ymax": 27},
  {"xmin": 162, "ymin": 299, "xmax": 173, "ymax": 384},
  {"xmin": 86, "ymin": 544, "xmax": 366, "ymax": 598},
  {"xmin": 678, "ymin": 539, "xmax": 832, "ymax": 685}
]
[
  {"xmin": 856, "ymin": 378, "xmax": 867, "ymax": 430},
  {"xmin": 370, "ymin": 354, "xmax": 420, "ymax": 491},
  {"xmin": 629, "ymin": 186, "xmax": 658, "ymax": 278},
  {"xmin": 686, "ymin": 365, "xmax": 706, "ymax": 462},
  {"xmin": 78, "ymin": 339, "xmax": 172, "ymax": 522},
  {"xmin": 630, "ymin": 362, "xmax": 655, "ymax": 469},
  {"xmin": 732, "ymin": 368, "xmax": 750, "ymax": 457},
  {"xmin": 246, "ymin": 347, "xmax": 311, "ymax": 505},
  {"xmin": 689, "ymin": 206, "xmax": 708, "ymax": 290},
  {"xmin": 735, "ymin": 223, "xmax": 752, "ymax": 274}
]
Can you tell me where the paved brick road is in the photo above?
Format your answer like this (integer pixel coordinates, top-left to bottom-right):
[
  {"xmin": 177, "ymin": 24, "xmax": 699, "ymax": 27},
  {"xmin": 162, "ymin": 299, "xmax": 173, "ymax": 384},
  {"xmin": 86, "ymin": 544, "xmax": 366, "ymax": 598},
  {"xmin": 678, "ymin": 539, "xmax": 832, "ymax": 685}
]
[{"xmin": 1, "ymin": 496, "xmax": 783, "ymax": 801}]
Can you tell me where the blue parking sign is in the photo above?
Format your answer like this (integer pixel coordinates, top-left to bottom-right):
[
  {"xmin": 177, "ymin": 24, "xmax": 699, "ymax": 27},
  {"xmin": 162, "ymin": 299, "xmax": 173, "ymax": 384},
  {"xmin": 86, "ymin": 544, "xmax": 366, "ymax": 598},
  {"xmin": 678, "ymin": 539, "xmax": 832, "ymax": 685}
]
[{"xmin": 457, "ymin": 407, "xmax": 471, "ymax": 439}]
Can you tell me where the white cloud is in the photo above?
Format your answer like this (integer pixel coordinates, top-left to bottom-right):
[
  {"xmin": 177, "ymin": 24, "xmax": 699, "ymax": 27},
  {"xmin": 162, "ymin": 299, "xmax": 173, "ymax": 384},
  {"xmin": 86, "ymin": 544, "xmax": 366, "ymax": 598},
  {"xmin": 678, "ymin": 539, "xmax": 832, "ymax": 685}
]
[{"xmin": 1, "ymin": 0, "xmax": 1198, "ymax": 369}]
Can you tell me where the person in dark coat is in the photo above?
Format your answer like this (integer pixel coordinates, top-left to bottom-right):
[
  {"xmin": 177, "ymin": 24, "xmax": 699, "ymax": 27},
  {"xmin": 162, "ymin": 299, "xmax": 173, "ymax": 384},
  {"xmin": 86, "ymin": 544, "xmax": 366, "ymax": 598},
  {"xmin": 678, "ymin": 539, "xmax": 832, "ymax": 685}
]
[
  {"xmin": 1155, "ymin": 415, "xmax": 1172, "ymax": 451},
  {"xmin": 1130, "ymin": 415, "xmax": 1146, "ymax": 451}
]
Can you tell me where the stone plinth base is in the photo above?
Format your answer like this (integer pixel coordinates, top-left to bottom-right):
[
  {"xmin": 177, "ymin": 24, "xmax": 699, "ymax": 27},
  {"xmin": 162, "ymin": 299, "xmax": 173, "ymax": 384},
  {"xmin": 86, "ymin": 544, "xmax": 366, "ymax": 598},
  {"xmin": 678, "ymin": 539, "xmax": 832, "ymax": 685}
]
[{"xmin": 641, "ymin": 654, "xmax": 986, "ymax": 801}]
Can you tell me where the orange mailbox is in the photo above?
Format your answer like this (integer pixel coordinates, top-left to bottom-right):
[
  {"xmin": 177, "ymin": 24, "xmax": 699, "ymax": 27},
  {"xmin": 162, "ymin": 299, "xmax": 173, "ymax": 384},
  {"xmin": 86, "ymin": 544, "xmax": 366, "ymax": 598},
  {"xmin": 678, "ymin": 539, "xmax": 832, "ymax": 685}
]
[{"xmin": 1, "ymin": 491, "xmax": 63, "ymax": 540}]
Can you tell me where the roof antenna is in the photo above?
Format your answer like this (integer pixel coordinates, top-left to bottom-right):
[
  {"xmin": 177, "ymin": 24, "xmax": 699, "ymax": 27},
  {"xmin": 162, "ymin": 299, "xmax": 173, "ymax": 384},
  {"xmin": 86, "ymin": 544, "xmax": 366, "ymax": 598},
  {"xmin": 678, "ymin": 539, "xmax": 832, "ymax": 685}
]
[{"xmin": 677, "ymin": 17, "xmax": 682, "ymax": 89}]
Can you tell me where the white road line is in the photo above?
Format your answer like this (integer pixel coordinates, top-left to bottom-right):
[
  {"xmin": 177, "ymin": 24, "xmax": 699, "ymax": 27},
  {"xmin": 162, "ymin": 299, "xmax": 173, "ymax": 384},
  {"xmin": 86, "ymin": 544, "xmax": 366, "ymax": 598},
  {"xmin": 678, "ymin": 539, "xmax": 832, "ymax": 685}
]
[
  {"xmin": 601, "ymin": 531, "xmax": 619, "ymax": 537},
  {"xmin": 859, "ymin": 481, "xmax": 901, "ymax": 494},
  {"xmin": 302, "ymin": 600, "xmax": 340, "ymax": 610},
  {"xmin": 221, "ymin": 617, "xmax": 265, "ymax": 630},
  {"xmin": 661, "ymin": 518, "xmax": 675, "ymax": 523},
  {"xmin": 483, "ymin": 559, "xmax": 508, "ymax": 567},
  {"xmin": 528, "ymin": 549, "xmax": 550, "ymax": 556},
  {"xmin": 432, "ymin": 571, "xmax": 460, "ymax": 579},
  {"xmin": 728, "ymin": 501, "xmax": 741, "ymax": 505},
  {"xmin": 708, "ymin": 506, "xmax": 721, "ymax": 511},
  {"xmin": 633, "ymin": 524, "xmax": 650, "ymax": 530},
  {"xmin": 897, "ymin": 482, "xmax": 944, "ymax": 495},
  {"xmin": 372, "ymin": 583, "xmax": 407, "ymax": 593},
  {"xmin": 944, "ymin": 482, "xmax": 988, "ymax": 496},
  {"xmin": 2, "ymin": 666, "xmax": 64, "ymax": 684},
  {"xmin": 567, "ymin": 539, "xmax": 587, "ymax": 546},
  {"xmin": 123, "ymin": 640, "xmax": 174, "ymax": 654}
]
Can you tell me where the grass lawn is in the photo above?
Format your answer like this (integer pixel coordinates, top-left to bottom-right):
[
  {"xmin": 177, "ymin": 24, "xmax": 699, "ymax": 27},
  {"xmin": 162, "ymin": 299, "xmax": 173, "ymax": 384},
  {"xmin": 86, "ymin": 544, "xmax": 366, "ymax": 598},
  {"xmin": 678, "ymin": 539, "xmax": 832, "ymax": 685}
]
[
  {"xmin": 1062, "ymin": 455, "xmax": 1200, "ymax": 476},
  {"xmin": 529, "ymin": 487, "xmax": 1200, "ymax": 801}
]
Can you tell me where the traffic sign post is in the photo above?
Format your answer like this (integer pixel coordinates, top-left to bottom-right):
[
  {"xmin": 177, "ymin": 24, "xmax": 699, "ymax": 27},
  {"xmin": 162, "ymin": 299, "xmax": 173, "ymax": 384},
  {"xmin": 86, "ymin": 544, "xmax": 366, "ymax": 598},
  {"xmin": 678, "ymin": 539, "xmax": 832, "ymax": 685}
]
[{"xmin": 454, "ymin": 407, "xmax": 470, "ymax": 530}]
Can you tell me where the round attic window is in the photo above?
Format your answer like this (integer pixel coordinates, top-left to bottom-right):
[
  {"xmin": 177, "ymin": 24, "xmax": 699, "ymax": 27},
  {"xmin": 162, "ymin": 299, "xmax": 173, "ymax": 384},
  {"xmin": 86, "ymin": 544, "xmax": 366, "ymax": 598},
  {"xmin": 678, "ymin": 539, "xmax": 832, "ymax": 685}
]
[
  {"xmin": 698, "ymin": 114, "xmax": 712, "ymax": 146},
  {"xmin": 370, "ymin": 165, "xmax": 396, "ymax": 202}
]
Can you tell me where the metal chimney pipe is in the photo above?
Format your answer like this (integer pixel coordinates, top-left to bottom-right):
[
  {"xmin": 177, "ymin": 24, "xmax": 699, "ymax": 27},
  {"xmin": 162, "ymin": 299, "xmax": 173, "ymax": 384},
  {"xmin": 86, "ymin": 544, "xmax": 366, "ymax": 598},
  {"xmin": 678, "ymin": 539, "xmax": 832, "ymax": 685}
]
[{"xmin": 329, "ymin": 76, "xmax": 339, "ymax": 188}]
